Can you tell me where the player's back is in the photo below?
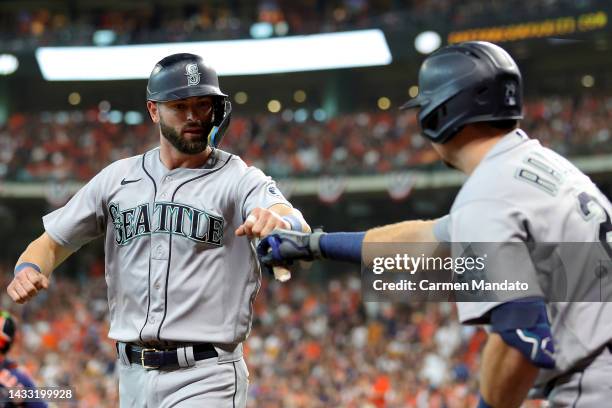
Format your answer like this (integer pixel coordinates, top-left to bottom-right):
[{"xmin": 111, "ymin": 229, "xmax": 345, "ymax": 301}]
[
  {"xmin": 452, "ymin": 129, "xmax": 612, "ymax": 378},
  {"xmin": 453, "ymin": 129, "xmax": 612, "ymax": 243}
]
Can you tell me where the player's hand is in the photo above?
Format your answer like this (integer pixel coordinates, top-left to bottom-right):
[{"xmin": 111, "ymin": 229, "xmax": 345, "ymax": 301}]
[
  {"xmin": 235, "ymin": 208, "xmax": 291, "ymax": 238},
  {"xmin": 7, "ymin": 267, "xmax": 49, "ymax": 304},
  {"xmin": 0, "ymin": 368, "xmax": 26, "ymax": 403},
  {"xmin": 0, "ymin": 369, "xmax": 20, "ymax": 388},
  {"xmin": 257, "ymin": 229, "xmax": 326, "ymax": 267}
]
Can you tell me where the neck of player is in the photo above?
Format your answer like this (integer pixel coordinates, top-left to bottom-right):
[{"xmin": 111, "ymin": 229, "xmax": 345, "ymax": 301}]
[
  {"xmin": 435, "ymin": 124, "xmax": 507, "ymax": 175},
  {"xmin": 159, "ymin": 139, "xmax": 213, "ymax": 170}
]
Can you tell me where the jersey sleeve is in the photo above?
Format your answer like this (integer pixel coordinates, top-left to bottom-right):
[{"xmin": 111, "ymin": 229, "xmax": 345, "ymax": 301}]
[
  {"xmin": 433, "ymin": 214, "xmax": 451, "ymax": 243},
  {"xmin": 237, "ymin": 167, "xmax": 291, "ymax": 220},
  {"xmin": 450, "ymin": 199, "xmax": 544, "ymax": 324},
  {"xmin": 42, "ymin": 169, "xmax": 108, "ymax": 251}
]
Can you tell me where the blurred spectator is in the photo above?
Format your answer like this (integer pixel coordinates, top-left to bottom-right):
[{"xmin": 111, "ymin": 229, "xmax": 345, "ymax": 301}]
[
  {"xmin": 0, "ymin": 95, "xmax": 610, "ymax": 182},
  {"xmin": 0, "ymin": 261, "xmax": 511, "ymax": 407},
  {"xmin": 0, "ymin": 0, "xmax": 600, "ymax": 49}
]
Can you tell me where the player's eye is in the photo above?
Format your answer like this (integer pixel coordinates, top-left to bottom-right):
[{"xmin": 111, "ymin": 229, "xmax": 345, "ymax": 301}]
[{"xmin": 199, "ymin": 102, "xmax": 212, "ymax": 110}]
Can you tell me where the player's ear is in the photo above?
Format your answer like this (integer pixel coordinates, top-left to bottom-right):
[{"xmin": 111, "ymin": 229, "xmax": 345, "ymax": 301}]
[{"xmin": 146, "ymin": 101, "xmax": 160, "ymax": 123}]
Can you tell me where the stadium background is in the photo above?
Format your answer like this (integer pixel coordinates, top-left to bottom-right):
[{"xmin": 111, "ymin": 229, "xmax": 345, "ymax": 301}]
[{"xmin": 0, "ymin": 0, "xmax": 610, "ymax": 406}]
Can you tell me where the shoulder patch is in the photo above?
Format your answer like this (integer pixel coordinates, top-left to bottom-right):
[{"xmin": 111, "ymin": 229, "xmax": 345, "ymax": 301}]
[{"xmin": 267, "ymin": 185, "xmax": 281, "ymax": 197}]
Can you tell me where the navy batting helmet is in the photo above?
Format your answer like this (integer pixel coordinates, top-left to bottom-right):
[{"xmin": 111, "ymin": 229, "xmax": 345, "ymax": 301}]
[
  {"xmin": 0, "ymin": 311, "xmax": 15, "ymax": 354},
  {"xmin": 147, "ymin": 53, "xmax": 232, "ymax": 148},
  {"xmin": 401, "ymin": 41, "xmax": 523, "ymax": 144}
]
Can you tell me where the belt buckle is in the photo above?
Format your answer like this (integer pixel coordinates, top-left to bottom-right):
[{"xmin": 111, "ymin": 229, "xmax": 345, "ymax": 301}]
[{"xmin": 140, "ymin": 348, "xmax": 158, "ymax": 369}]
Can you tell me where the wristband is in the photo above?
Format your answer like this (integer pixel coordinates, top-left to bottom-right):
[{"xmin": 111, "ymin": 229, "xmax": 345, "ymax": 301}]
[
  {"xmin": 14, "ymin": 262, "xmax": 42, "ymax": 276},
  {"xmin": 281, "ymin": 214, "xmax": 302, "ymax": 231}
]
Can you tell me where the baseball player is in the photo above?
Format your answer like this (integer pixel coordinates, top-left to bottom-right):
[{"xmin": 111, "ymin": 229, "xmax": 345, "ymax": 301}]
[
  {"xmin": 0, "ymin": 311, "xmax": 47, "ymax": 408},
  {"xmin": 258, "ymin": 42, "xmax": 612, "ymax": 407},
  {"xmin": 7, "ymin": 53, "xmax": 309, "ymax": 407}
]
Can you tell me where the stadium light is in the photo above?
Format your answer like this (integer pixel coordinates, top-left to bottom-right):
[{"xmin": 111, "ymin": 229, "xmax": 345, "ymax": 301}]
[
  {"xmin": 275, "ymin": 22, "xmax": 289, "ymax": 36},
  {"xmin": 124, "ymin": 111, "xmax": 143, "ymax": 125},
  {"xmin": 250, "ymin": 22, "xmax": 274, "ymax": 39},
  {"xmin": 108, "ymin": 110, "xmax": 123, "ymax": 124},
  {"xmin": 68, "ymin": 92, "xmax": 81, "ymax": 106},
  {"xmin": 268, "ymin": 100, "xmax": 281, "ymax": 113},
  {"xmin": 35, "ymin": 29, "xmax": 392, "ymax": 80},
  {"xmin": 98, "ymin": 100, "xmax": 111, "ymax": 112},
  {"xmin": 581, "ymin": 75, "xmax": 595, "ymax": 88},
  {"xmin": 93, "ymin": 30, "xmax": 117, "ymax": 46},
  {"xmin": 293, "ymin": 90, "xmax": 307, "ymax": 103},
  {"xmin": 409, "ymin": 86, "xmax": 419, "ymax": 98},
  {"xmin": 415, "ymin": 31, "xmax": 442, "ymax": 55},
  {"xmin": 234, "ymin": 92, "xmax": 248, "ymax": 104},
  {"xmin": 294, "ymin": 108, "xmax": 308, "ymax": 123},
  {"xmin": 377, "ymin": 97, "xmax": 391, "ymax": 110},
  {"xmin": 0, "ymin": 54, "xmax": 19, "ymax": 75},
  {"xmin": 281, "ymin": 109, "xmax": 294, "ymax": 122},
  {"xmin": 313, "ymin": 109, "xmax": 327, "ymax": 122}
]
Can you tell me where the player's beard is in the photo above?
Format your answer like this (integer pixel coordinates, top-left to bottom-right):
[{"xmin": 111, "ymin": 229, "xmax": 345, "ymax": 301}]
[{"xmin": 159, "ymin": 116, "xmax": 209, "ymax": 155}]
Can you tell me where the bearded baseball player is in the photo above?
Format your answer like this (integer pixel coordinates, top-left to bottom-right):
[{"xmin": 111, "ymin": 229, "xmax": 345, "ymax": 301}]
[
  {"xmin": 258, "ymin": 41, "xmax": 612, "ymax": 407},
  {"xmin": 7, "ymin": 53, "xmax": 309, "ymax": 407}
]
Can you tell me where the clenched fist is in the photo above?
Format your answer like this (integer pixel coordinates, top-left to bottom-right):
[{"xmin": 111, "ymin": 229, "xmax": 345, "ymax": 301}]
[
  {"xmin": 235, "ymin": 207, "xmax": 291, "ymax": 239},
  {"xmin": 7, "ymin": 266, "xmax": 49, "ymax": 304}
]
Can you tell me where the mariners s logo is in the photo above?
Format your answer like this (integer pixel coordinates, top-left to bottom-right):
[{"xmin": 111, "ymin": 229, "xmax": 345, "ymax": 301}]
[{"xmin": 185, "ymin": 63, "xmax": 201, "ymax": 86}]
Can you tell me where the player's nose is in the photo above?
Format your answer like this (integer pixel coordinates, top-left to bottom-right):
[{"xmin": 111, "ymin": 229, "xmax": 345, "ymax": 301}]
[
  {"xmin": 185, "ymin": 107, "xmax": 196, "ymax": 121},
  {"xmin": 186, "ymin": 106, "xmax": 209, "ymax": 122}
]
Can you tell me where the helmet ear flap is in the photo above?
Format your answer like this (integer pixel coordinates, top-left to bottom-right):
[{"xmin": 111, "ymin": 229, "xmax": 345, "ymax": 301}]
[
  {"xmin": 422, "ymin": 105, "xmax": 443, "ymax": 134},
  {"xmin": 211, "ymin": 96, "xmax": 226, "ymax": 126},
  {"xmin": 208, "ymin": 98, "xmax": 232, "ymax": 148}
]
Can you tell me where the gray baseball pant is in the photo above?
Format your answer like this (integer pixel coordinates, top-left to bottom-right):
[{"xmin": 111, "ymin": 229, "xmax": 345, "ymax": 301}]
[{"xmin": 116, "ymin": 345, "xmax": 249, "ymax": 407}]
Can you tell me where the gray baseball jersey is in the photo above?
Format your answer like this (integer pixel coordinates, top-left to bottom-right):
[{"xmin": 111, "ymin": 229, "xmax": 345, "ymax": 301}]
[
  {"xmin": 435, "ymin": 129, "xmax": 612, "ymax": 381},
  {"xmin": 43, "ymin": 147, "xmax": 290, "ymax": 345}
]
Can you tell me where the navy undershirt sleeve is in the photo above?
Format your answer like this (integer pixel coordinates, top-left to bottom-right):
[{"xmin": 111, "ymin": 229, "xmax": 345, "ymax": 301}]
[{"xmin": 319, "ymin": 232, "xmax": 365, "ymax": 263}]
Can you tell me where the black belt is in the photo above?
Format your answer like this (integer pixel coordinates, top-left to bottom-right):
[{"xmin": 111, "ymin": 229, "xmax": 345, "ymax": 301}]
[{"xmin": 120, "ymin": 343, "xmax": 218, "ymax": 369}]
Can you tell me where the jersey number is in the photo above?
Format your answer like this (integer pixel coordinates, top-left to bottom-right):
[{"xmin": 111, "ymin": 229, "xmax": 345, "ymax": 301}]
[
  {"xmin": 517, "ymin": 154, "xmax": 612, "ymax": 254},
  {"xmin": 578, "ymin": 192, "xmax": 612, "ymax": 256}
]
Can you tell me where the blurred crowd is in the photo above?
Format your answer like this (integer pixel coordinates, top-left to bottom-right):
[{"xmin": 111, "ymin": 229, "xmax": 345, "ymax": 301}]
[
  {"xmin": 0, "ymin": 95, "xmax": 610, "ymax": 182},
  {"xmin": 0, "ymin": 261, "xmax": 488, "ymax": 408},
  {"xmin": 0, "ymin": 0, "xmax": 600, "ymax": 49},
  {"xmin": 0, "ymin": 263, "xmax": 117, "ymax": 408},
  {"xmin": 246, "ymin": 273, "xmax": 485, "ymax": 407}
]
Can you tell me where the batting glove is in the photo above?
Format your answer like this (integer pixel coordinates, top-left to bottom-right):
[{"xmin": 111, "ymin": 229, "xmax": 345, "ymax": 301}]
[{"xmin": 257, "ymin": 229, "xmax": 326, "ymax": 267}]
